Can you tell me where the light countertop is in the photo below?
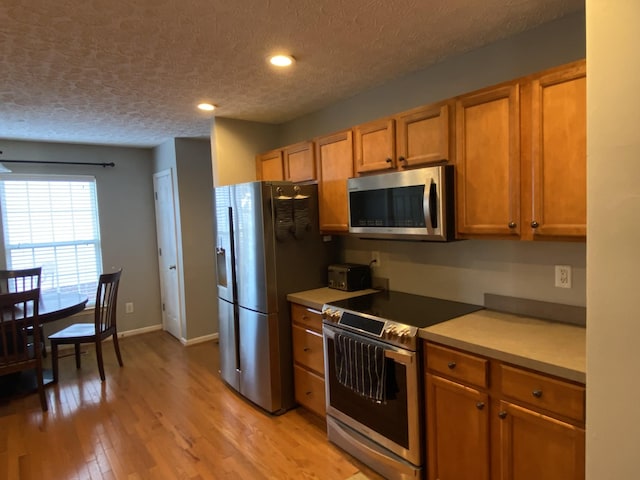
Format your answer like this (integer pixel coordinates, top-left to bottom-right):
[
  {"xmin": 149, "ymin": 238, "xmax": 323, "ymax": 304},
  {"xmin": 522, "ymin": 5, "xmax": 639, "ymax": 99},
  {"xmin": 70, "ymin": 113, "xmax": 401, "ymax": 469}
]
[
  {"xmin": 287, "ymin": 287, "xmax": 378, "ymax": 311},
  {"xmin": 420, "ymin": 309, "xmax": 586, "ymax": 384}
]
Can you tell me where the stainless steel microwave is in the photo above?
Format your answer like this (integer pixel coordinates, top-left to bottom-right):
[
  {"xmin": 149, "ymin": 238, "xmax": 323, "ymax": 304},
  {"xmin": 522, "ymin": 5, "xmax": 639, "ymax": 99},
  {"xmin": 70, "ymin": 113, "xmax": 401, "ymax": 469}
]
[{"xmin": 347, "ymin": 164, "xmax": 455, "ymax": 241}]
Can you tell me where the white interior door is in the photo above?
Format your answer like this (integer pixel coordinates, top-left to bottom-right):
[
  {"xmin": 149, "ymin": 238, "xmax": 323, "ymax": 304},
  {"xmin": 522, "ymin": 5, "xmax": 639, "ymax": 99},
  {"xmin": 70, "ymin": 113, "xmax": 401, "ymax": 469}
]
[{"xmin": 153, "ymin": 169, "xmax": 182, "ymax": 340}]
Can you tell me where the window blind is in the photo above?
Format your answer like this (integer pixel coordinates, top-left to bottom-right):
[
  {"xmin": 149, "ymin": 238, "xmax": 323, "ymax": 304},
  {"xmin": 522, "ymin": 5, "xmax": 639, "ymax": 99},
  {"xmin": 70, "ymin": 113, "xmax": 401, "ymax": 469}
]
[{"xmin": 0, "ymin": 174, "xmax": 103, "ymax": 302}]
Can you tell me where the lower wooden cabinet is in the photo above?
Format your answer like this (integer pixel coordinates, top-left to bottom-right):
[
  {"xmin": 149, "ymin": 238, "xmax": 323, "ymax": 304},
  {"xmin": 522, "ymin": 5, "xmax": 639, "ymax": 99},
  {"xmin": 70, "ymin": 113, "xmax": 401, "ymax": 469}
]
[
  {"xmin": 426, "ymin": 374, "xmax": 490, "ymax": 480},
  {"xmin": 498, "ymin": 401, "xmax": 585, "ymax": 480},
  {"xmin": 291, "ymin": 302, "xmax": 326, "ymax": 417},
  {"xmin": 424, "ymin": 341, "xmax": 585, "ymax": 480}
]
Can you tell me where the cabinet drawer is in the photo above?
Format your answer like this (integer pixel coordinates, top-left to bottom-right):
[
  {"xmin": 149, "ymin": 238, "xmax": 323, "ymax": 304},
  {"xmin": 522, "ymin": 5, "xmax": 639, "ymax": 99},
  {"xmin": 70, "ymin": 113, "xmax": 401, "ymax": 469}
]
[
  {"xmin": 500, "ymin": 364, "xmax": 585, "ymax": 422},
  {"xmin": 426, "ymin": 343, "xmax": 489, "ymax": 388},
  {"xmin": 291, "ymin": 303, "xmax": 323, "ymax": 333},
  {"xmin": 294, "ymin": 365, "xmax": 326, "ymax": 417},
  {"xmin": 292, "ymin": 324, "xmax": 325, "ymax": 374}
]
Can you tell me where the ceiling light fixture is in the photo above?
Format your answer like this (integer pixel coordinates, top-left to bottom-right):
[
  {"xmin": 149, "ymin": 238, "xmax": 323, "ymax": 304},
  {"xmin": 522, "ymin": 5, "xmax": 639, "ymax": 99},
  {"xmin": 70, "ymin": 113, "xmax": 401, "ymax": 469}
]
[
  {"xmin": 197, "ymin": 103, "xmax": 216, "ymax": 112},
  {"xmin": 269, "ymin": 55, "xmax": 295, "ymax": 67}
]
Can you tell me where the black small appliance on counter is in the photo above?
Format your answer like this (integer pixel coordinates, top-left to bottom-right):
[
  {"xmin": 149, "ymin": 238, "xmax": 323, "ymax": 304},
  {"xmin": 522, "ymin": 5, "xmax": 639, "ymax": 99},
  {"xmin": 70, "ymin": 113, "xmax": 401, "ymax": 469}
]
[{"xmin": 327, "ymin": 263, "xmax": 371, "ymax": 291}]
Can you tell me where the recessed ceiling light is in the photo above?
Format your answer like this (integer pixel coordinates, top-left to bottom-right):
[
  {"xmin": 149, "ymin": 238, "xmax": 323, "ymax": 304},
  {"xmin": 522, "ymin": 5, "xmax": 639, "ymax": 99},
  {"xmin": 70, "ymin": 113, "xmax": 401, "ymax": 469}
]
[
  {"xmin": 197, "ymin": 103, "xmax": 215, "ymax": 111},
  {"xmin": 269, "ymin": 55, "xmax": 295, "ymax": 67}
]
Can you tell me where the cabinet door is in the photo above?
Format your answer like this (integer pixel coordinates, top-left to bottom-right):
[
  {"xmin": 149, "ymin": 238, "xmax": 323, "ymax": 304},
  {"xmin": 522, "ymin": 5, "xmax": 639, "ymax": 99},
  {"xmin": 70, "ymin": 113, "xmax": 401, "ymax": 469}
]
[
  {"xmin": 292, "ymin": 324, "xmax": 324, "ymax": 374},
  {"xmin": 396, "ymin": 102, "xmax": 451, "ymax": 169},
  {"xmin": 257, "ymin": 149, "xmax": 284, "ymax": 181},
  {"xmin": 529, "ymin": 61, "xmax": 586, "ymax": 239},
  {"xmin": 498, "ymin": 401, "xmax": 585, "ymax": 480},
  {"xmin": 354, "ymin": 118, "xmax": 396, "ymax": 173},
  {"xmin": 294, "ymin": 365, "xmax": 326, "ymax": 417},
  {"xmin": 315, "ymin": 130, "xmax": 354, "ymax": 232},
  {"xmin": 284, "ymin": 141, "xmax": 316, "ymax": 183},
  {"xmin": 426, "ymin": 374, "xmax": 490, "ymax": 480},
  {"xmin": 456, "ymin": 84, "xmax": 521, "ymax": 237}
]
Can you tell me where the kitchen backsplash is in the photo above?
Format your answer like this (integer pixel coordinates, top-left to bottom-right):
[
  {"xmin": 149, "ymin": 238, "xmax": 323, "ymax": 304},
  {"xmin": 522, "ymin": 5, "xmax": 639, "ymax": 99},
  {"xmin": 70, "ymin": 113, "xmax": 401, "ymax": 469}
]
[{"xmin": 341, "ymin": 236, "xmax": 586, "ymax": 307}]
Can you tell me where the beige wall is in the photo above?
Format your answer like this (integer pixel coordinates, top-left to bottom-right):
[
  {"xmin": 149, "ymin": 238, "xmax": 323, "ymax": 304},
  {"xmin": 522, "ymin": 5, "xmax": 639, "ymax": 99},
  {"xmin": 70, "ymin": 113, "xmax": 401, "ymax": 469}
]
[
  {"xmin": 173, "ymin": 138, "xmax": 216, "ymax": 339},
  {"xmin": 0, "ymin": 139, "xmax": 162, "ymax": 338},
  {"xmin": 210, "ymin": 117, "xmax": 280, "ymax": 187},
  {"xmin": 586, "ymin": 0, "xmax": 640, "ymax": 477},
  {"xmin": 153, "ymin": 138, "xmax": 217, "ymax": 341}
]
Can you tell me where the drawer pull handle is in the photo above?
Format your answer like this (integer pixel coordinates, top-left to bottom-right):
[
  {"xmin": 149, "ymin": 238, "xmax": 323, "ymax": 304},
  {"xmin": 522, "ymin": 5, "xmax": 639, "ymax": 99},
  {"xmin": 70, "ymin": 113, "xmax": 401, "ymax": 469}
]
[
  {"xmin": 532, "ymin": 389, "xmax": 543, "ymax": 398},
  {"xmin": 476, "ymin": 402, "xmax": 485, "ymax": 410},
  {"xmin": 303, "ymin": 347, "xmax": 311, "ymax": 352},
  {"xmin": 498, "ymin": 411, "xmax": 508, "ymax": 419},
  {"xmin": 447, "ymin": 361, "xmax": 456, "ymax": 369}
]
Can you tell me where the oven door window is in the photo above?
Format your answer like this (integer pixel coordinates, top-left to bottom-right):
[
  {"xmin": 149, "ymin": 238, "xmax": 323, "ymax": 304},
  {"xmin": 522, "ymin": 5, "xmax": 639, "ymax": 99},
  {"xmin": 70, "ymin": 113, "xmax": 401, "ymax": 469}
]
[
  {"xmin": 326, "ymin": 337, "xmax": 409, "ymax": 448},
  {"xmin": 349, "ymin": 185, "xmax": 426, "ymax": 228}
]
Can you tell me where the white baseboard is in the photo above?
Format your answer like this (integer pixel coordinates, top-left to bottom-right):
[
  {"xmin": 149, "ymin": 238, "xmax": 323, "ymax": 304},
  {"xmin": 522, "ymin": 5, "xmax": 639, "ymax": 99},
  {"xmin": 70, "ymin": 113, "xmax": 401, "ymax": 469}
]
[
  {"xmin": 182, "ymin": 333, "xmax": 219, "ymax": 346},
  {"xmin": 117, "ymin": 324, "xmax": 163, "ymax": 338}
]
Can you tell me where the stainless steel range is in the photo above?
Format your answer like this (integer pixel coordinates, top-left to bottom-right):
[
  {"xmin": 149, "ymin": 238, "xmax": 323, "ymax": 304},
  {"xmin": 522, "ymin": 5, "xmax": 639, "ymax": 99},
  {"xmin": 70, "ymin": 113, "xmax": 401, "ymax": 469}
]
[{"xmin": 322, "ymin": 291, "xmax": 482, "ymax": 480}]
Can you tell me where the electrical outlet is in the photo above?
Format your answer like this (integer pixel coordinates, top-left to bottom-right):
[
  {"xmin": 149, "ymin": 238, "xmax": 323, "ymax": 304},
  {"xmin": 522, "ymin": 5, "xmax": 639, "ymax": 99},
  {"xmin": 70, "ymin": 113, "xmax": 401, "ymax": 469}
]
[
  {"xmin": 555, "ymin": 265, "xmax": 572, "ymax": 289},
  {"xmin": 371, "ymin": 251, "xmax": 381, "ymax": 268},
  {"xmin": 125, "ymin": 302, "xmax": 134, "ymax": 313}
]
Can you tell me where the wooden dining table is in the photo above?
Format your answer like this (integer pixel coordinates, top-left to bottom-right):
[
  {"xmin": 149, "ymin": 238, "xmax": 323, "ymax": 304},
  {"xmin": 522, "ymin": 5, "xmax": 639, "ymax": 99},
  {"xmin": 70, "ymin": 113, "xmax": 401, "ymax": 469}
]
[
  {"xmin": 36, "ymin": 291, "xmax": 89, "ymax": 323},
  {"xmin": 0, "ymin": 291, "xmax": 89, "ymax": 397}
]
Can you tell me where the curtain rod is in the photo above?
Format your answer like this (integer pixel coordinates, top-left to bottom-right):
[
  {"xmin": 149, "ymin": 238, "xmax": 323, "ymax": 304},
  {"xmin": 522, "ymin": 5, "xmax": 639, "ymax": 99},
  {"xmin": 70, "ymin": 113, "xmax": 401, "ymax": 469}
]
[{"xmin": 0, "ymin": 159, "xmax": 115, "ymax": 168}]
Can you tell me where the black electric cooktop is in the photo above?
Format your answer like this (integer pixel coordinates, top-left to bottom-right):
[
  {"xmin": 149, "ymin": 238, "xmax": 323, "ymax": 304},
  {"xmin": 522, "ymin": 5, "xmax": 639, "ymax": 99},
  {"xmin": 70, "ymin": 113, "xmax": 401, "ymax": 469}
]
[{"xmin": 326, "ymin": 290, "xmax": 483, "ymax": 329}]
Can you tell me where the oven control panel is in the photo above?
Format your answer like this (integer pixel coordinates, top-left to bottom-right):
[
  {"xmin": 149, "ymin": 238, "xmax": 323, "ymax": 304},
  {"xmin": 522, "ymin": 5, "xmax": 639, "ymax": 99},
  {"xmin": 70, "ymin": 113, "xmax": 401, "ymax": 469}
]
[{"xmin": 322, "ymin": 305, "xmax": 418, "ymax": 349}]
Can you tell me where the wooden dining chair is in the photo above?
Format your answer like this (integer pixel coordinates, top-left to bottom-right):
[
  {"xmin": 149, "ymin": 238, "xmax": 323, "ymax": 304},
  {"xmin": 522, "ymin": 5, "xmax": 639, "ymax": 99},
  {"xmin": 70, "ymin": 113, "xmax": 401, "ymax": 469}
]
[
  {"xmin": 49, "ymin": 270, "xmax": 123, "ymax": 383},
  {"xmin": 0, "ymin": 267, "xmax": 45, "ymax": 357},
  {"xmin": 0, "ymin": 288, "xmax": 48, "ymax": 411}
]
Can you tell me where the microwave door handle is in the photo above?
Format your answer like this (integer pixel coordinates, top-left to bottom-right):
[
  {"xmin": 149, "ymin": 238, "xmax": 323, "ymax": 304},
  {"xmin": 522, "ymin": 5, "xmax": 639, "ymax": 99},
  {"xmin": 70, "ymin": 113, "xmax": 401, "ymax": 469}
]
[{"xmin": 423, "ymin": 179, "xmax": 436, "ymax": 234}]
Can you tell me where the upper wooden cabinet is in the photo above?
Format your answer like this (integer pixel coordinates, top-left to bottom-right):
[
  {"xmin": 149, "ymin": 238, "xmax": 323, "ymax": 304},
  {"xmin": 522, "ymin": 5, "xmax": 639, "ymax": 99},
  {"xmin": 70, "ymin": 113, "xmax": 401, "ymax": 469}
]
[
  {"xmin": 353, "ymin": 118, "xmax": 396, "ymax": 173},
  {"xmin": 395, "ymin": 101, "xmax": 453, "ymax": 169},
  {"xmin": 456, "ymin": 59, "xmax": 586, "ymax": 241},
  {"xmin": 284, "ymin": 141, "xmax": 317, "ymax": 183},
  {"xmin": 455, "ymin": 83, "xmax": 521, "ymax": 238},
  {"xmin": 354, "ymin": 101, "xmax": 453, "ymax": 175},
  {"xmin": 256, "ymin": 141, "xmax": 316, "ymax": 183},
  {"xmin": 315, "ymin": 130, "xmax": 354, "ymax": 233},
  {"xmin": 256, "ymin": 149, "xmax": 284, "ymax": 181},
  {"xmin": 525, "ymin": 61, "xmax": 586, "ymax": 240}
]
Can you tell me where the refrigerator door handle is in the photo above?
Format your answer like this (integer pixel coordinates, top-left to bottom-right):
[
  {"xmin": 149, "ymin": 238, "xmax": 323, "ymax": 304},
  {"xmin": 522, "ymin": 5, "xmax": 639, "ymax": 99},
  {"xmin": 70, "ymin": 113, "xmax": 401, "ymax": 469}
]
[{"xmin": 228, "ymin": 206, "xmax": 241, "ymax": 372}]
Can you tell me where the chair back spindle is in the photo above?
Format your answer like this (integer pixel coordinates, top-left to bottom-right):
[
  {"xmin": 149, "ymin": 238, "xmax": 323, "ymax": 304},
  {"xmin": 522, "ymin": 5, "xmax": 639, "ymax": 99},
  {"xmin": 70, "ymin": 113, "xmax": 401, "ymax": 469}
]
[
  {"xmin": 95, "ymin": 270, "xmax": 121, "ymax": 334},
  {"xmin": 0, "ymin": 267, "xmax": 42, "ymax": 294}
]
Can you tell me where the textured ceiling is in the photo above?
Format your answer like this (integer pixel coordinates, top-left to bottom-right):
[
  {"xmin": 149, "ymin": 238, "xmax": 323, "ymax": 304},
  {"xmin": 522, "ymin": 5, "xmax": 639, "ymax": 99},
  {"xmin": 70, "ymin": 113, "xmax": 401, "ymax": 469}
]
[{"xmin": 0, "ymin": 0, "xmax": 583, "ymax": 148}]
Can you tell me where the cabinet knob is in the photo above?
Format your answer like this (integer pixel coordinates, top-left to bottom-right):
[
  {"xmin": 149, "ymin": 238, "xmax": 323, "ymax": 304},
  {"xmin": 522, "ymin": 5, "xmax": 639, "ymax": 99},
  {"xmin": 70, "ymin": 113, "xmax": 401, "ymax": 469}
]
[
  {"xmin": 447, "ymin": 361, "xmax": 456, "ymax": 370},
  {"xmin": 508, "ymin": 222, "xmax": 517, "ymax": 229},
  {"xmin": 531, "ymin": 220, "xmax": 539, "ymax": 228},
  {"xmin": 399, "ymin": 156, "xmax": 406, "ymax": 163},
  {"xmin": 498, "ymin": 411, "xmax": 508, "ymax": 419},
  {"xmin": 303, "ymin": 347, "xmax": 311, "ymax": 352},
  {"xmin": 476, "ymin": 402, "xmax": 485, "ymax": 410},
  {"xmin": 532, "ymin": 389, "xmax": 543, "ymax": 398},
  {"xmin": 305, "ymin": 391, "xmax": 312, "ymax": 396},
  {"xmin": 386, "ymin": 158, "xmax": 392, "ymax": 163}
]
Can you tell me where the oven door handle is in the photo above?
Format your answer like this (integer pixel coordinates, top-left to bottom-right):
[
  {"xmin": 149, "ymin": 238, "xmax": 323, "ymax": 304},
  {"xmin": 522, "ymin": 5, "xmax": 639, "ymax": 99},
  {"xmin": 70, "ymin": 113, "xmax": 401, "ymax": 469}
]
[{"xmin": 385, "ymin": 348, "xmax": 414, "ymax": 365}]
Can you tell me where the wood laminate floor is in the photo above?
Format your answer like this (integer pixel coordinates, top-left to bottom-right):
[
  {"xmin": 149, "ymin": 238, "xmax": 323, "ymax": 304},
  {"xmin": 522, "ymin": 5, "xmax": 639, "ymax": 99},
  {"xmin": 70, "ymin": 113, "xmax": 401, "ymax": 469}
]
[{"xmin": 0, "ymin": 331, "xmax": 385, "ymax": 480}]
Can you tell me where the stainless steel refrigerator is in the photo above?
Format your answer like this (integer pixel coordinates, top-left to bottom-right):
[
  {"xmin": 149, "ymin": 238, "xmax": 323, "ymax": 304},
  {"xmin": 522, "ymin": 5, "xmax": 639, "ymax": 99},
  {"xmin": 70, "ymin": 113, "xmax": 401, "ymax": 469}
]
[{"xmin": 214, "ymin": 181, "xmax": 337, "ymax": 414}]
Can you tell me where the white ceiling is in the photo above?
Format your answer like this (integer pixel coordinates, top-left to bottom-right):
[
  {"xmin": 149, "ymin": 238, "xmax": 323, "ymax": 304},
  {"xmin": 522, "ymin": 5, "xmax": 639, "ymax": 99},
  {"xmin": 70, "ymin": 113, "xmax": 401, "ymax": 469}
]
[{"xmin": 0, "ymin": 0, "xmax": 583, "ymax": 148}]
